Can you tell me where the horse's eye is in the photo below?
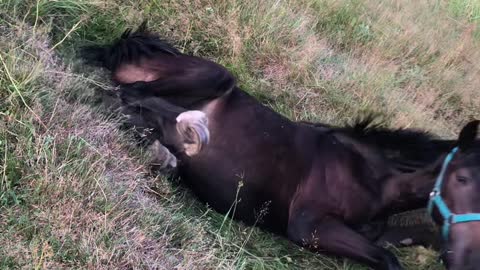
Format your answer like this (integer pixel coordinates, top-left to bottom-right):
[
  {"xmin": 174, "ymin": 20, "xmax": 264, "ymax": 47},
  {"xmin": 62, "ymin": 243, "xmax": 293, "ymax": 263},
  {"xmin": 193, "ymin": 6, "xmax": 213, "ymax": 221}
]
[{"xmin": 457, "ymin": 176, "xmax": 469, "ymax": 184}]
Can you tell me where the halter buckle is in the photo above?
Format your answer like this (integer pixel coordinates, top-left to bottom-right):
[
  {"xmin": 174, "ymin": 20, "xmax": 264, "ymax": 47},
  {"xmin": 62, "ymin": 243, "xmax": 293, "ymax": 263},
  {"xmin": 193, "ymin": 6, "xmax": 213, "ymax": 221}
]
[{"xmin": 447, "ymin": 215, "xmax": 454, "ymax": 225}]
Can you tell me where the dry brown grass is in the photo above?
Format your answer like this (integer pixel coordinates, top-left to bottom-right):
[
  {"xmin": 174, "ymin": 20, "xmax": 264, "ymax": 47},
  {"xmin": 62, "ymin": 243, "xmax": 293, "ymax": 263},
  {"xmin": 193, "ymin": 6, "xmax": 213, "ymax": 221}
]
[
  {"xmin": 2, "ymin": 0, "xmax": 480, "ymax": 269},
  {"xmin": 0, "ymin": 18, "xmax": 197, "ymax": 270}
]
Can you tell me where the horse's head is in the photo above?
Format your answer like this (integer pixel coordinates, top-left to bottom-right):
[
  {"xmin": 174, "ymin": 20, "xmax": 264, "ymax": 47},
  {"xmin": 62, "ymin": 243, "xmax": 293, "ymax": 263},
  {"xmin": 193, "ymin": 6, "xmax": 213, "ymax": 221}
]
[{"xmin": 428, "ymin": 120, "xmax": 480, "ymax": 269}]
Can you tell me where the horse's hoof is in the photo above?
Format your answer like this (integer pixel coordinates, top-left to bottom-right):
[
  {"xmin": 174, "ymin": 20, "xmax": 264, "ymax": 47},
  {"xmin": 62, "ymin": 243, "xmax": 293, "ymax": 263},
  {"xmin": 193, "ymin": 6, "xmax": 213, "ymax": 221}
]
[
  {"xmin": 176, "ymin": 110, "xmax": 210, "ymax": 156},
  {"xmin": 147, "ymin": 140, "xmax": 177, "ymax": 169}
]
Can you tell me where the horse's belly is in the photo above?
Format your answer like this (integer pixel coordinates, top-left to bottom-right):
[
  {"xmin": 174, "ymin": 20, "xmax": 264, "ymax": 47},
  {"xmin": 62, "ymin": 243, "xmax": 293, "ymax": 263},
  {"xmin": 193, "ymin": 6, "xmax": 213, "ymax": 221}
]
[{"xmin": 179, "ymin": 142, "xmax": 296, "ymax": 234}]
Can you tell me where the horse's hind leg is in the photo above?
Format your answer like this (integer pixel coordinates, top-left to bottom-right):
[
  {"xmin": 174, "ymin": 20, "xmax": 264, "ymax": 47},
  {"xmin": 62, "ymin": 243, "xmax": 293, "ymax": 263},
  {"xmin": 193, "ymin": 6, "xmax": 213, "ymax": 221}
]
[
  {"xmin": 123, "ymin": 95, "xmax": 210, "ymax": 157},
  {"xmin": 176, "ymin": 110, "xmax": 209, "ymax": 156},
  {"xmin": 148, "ymin": 110, "xmax": 209, "ymax": 157},
  {"xmin": 147, "ymin": 140, "xmax": 177, "ymax": 170}
]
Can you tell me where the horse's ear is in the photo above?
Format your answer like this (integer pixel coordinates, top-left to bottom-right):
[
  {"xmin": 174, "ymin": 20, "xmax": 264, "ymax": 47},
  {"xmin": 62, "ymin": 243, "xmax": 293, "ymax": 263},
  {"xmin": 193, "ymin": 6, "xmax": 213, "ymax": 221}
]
[{"xmin": 457, "ymin": 120, "xmax": 480, "ymax": 151}]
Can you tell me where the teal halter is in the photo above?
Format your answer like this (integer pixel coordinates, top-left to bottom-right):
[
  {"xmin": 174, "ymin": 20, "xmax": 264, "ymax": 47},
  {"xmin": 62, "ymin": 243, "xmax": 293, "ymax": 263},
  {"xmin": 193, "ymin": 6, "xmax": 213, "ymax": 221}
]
[{"xmin": 427, "ymin": 147, "xmax": 480, "ymax": 240}]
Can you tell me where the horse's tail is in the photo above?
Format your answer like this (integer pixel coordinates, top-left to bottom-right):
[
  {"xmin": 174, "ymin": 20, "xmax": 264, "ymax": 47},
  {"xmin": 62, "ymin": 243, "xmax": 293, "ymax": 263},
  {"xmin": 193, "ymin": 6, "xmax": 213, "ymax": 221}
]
[{"xmin": 80, "ymin": 21, "xmax": 181, "ymax": 70}]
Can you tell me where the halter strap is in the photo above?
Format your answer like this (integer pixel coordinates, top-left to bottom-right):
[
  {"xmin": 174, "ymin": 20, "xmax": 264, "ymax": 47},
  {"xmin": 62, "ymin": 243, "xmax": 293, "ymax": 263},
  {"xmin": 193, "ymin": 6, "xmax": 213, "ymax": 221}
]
[
  {"xmin": 427, "ymin": 147, "xmax": 458, "ymax": 215},
  {"xmin": 427, "ymin": 147, "xmax": 480, "ymax": 240}
]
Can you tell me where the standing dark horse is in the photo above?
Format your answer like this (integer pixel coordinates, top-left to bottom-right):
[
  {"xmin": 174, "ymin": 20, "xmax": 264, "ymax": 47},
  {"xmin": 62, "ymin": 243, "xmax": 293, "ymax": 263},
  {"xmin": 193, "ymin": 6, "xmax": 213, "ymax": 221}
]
[{"xmin": 82, "ymin": 24, "xmax": 480, "ymax": 270}]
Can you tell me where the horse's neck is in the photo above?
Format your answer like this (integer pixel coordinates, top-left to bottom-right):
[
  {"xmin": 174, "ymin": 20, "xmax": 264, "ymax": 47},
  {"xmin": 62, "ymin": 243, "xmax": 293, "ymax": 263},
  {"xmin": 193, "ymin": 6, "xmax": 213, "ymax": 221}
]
[{"xmin": 380, "ymin": 159, "xmax": 443, "ymax": 215}]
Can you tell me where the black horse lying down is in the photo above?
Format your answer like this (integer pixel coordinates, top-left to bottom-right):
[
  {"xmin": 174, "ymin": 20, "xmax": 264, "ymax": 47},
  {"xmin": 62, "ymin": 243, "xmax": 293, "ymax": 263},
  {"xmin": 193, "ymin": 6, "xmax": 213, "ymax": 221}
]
[{"xmin": 82, "ymin": 24, "xmax": 480, "ymax": 270}]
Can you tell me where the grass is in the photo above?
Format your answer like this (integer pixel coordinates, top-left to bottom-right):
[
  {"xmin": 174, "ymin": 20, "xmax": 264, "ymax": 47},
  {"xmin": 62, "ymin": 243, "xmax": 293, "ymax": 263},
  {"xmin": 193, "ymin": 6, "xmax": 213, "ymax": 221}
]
[{"xmin": 1, "ymin": 0, "xmax": 480, "ymax": 269}]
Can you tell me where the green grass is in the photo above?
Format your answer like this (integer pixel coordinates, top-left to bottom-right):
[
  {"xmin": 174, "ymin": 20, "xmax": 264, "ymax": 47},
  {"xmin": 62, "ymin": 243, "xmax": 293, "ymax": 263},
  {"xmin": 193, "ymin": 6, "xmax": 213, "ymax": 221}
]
[{"xmin": 2, "ymin": 0, "xmax": 480, "ymax": 269}]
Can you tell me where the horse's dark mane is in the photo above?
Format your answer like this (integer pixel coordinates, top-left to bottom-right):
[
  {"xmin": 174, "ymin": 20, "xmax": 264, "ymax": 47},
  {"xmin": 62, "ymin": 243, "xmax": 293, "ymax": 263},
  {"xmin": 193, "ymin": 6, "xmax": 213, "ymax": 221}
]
[
  {"xmin": 336, "ymin": 115, "xmax": 455, "ymax": 172},
  {"xmin": 81, "ymin": 21, "xmax": 181, "ymax": 70},
  {"xmin": 300, "ymin": 116, "xmax": 454, "ymax": 172}
]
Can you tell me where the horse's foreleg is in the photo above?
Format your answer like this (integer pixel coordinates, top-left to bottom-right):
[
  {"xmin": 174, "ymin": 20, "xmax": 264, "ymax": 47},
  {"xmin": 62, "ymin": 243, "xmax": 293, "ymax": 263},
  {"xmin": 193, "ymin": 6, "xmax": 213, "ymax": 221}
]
[
  {"xmin": 353, "ymin": 220, "xmax": 389, "ymax": 241},
  {"xmin": 287, "ymin": 209, "xmax": 403, "ymax": 270},
  {"xmin": 375, "ymin": 223, "xmax": 441, "ymax": 250}
]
